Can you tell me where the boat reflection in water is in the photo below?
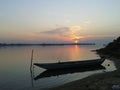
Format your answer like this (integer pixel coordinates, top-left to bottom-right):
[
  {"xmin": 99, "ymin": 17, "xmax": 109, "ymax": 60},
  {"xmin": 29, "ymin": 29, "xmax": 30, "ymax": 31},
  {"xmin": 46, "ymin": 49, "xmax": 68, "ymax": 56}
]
[{"xmin": 34, "ymin": 65, "xmax": 105, "ymax": 80}]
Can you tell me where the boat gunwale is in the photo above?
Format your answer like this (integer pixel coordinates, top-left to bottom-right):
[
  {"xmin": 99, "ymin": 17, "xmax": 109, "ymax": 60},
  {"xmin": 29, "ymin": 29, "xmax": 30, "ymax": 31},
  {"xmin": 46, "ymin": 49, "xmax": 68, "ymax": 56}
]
[{"xmin": 34, "ymin": 58, "xmax": 102, "ymax": 65}]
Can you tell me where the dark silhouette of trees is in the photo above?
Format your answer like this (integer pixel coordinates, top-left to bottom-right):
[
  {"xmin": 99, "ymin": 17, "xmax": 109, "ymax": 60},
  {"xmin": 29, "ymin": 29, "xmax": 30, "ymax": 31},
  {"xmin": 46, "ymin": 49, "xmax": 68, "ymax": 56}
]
[{"xmin": 97, "ymin": 36, "xmax": 120, "ymax": 58}]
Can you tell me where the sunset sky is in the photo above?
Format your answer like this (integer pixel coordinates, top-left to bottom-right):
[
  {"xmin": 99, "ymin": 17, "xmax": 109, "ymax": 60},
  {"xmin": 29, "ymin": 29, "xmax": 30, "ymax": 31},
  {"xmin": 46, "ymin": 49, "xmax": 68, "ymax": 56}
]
[{"xmin": 0, "ymin": 0, "xmax": 120, "ymax": 43}]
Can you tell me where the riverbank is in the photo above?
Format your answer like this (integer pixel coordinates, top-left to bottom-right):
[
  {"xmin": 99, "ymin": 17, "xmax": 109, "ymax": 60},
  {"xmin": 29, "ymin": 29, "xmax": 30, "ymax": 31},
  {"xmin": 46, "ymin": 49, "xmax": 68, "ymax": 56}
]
[{"xmin": 51, "ymin": 57, "xmax": 120, "ymax": 90}]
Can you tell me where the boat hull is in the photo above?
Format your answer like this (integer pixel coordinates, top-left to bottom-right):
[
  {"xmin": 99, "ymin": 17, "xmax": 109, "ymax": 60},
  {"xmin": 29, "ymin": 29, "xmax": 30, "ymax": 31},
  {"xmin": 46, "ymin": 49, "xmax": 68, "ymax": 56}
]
[
  {"xmin": 34, "ymin": 65, "xmax": 105, "ymax": 80},
  {"xmin": 34, "ymin": 58, "xmax": 105, "ymax": 70}
]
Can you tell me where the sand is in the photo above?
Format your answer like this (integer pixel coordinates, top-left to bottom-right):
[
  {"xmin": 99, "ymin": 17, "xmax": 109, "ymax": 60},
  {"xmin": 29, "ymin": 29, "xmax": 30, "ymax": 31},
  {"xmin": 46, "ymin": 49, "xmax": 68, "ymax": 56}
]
[{"xmin": 51, "ymin": 57, "xmax": 120, "ymax": 90}]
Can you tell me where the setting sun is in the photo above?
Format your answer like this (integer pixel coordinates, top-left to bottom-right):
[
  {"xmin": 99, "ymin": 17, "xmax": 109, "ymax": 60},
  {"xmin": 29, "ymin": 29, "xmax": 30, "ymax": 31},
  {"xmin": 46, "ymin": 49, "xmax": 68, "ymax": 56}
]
[
  {"xmin": 72, "ymin": 35, "xmax": 83, "ymax": 44},
  {"xmin": 75, "ymin": 40, "xmax": 78, "ymax": 44}
]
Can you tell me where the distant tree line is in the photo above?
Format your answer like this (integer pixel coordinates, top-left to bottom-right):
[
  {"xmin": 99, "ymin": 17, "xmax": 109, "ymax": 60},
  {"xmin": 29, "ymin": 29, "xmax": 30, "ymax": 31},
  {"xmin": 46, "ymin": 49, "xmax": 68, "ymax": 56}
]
[{"xmin": 0, "ymin": 43, "xmax": 95, "ymax": 47}]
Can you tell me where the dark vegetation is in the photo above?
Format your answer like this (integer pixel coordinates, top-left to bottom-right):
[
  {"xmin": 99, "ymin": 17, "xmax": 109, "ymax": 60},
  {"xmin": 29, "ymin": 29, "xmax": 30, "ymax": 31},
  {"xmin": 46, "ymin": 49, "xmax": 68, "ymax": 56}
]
[{"xmin": 97, "ymin": 36, "xmax": 120, "ymax": 58}]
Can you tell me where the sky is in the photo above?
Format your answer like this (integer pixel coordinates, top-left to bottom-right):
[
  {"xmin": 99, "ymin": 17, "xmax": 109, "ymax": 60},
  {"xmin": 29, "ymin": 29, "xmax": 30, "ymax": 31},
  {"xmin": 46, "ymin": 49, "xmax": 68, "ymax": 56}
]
[{"xmin": 0, "ymin": 0, "xmax": 120, "ymax": 44}]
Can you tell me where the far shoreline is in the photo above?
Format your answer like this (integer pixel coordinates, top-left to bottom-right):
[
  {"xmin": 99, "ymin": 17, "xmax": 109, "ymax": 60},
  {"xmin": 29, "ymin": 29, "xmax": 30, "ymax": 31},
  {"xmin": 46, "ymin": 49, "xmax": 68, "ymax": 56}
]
[{"xmin": 0, "ymin": 43, "xmax": 95, "ymax": 47}]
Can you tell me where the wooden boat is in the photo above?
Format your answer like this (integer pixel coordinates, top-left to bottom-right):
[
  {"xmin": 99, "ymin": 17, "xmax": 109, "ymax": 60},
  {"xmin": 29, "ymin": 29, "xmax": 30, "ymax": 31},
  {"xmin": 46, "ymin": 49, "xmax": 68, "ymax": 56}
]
[
  {"xmin": 34, "ymin": 57, "xmax": 105, "ymax": 70},
  {"xmin": 34, "ymin": 65, "xmax": 105, "ymax": 80}
]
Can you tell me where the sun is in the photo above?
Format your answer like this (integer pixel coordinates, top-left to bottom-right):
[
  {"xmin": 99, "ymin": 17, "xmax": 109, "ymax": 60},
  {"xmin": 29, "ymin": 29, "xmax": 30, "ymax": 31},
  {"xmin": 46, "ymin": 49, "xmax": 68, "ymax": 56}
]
[
  {"xmin": 75, "ymin": 40, "xmax": 78, "ymax": 44},
  {"xmin": 71, "ymin": 35, "xmax": 84, "ymax": 44},
  {"xmin": 74, "ymin": 36, "xmax": 80, "ymax": 44}
]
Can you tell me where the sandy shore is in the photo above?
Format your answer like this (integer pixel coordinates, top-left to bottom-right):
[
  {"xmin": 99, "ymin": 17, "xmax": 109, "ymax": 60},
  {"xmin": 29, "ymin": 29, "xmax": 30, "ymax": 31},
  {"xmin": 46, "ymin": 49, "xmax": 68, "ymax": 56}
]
[{"xmin": 51, "ymin": 57, "xmax": 120, "ymax": 90}]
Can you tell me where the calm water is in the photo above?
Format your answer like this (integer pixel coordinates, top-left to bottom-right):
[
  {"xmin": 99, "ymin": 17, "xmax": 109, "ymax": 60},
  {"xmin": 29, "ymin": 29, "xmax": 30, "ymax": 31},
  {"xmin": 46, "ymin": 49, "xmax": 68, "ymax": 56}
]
[{"xmin": 0, "ymin": 45, "xmax": 116, "ymax": 90}]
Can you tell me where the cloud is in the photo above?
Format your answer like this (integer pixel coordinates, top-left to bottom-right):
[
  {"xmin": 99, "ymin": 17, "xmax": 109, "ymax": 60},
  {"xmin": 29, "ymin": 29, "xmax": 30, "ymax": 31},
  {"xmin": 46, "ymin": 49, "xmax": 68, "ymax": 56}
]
[
  {"xmin": 41, "ymin": 27, "xmax": 70, "ymax": 35},
  {"xmin": 35, "ymin": 22, "xmax": 89, "ymax": 42},
  {"xmin": 69, "ymin": 25, "xmax": 86, "ymax": 35},
  {"xmin": 65, "ymin": 19, "xmax": 71, "ymax": 23},
  {"xmin": 41, "ymin": 24, "xmax": 86, "ymax": 36},
  {"xmin": 70, "ymin": 25, "xmax": 82, "ymax": 31},
  {"xmin": 83, "ymin": 20, "xmax": 92, "ymax": 24}
]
